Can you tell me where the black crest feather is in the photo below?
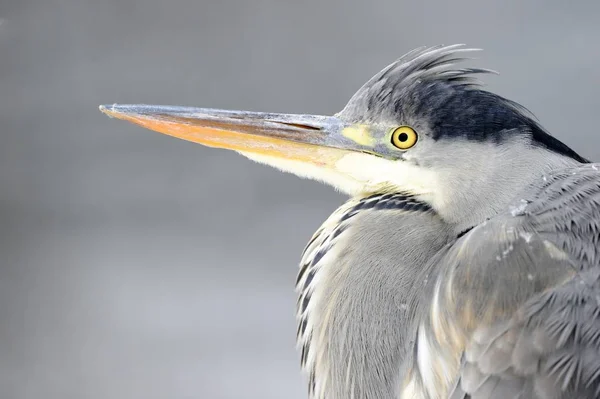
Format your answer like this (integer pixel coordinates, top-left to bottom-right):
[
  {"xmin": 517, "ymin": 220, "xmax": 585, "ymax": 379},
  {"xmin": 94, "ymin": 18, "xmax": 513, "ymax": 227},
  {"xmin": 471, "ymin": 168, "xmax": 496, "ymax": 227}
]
[{"xmin": 340, "ymin": 45, "xmax": 587, "ymax": 162}]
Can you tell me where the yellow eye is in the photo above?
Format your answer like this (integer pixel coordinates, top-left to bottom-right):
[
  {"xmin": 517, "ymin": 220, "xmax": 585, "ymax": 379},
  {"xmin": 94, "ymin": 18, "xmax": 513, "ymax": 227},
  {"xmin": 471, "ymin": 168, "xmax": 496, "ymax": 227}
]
[{"xmin": 391, "ymin": 126, "xmax": 418, "ymax": 150}]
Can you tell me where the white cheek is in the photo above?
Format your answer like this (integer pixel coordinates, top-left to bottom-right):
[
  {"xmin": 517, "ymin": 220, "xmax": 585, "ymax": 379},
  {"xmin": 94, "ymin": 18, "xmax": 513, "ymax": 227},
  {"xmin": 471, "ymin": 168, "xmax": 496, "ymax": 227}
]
[
  {"xmin": 238, "ymin": 151, "xmax": 364, "ymax": 195},
  {"xmin": 237, "ymin": 150, "xmax": 444, "ymax": 201},
  {"xmin": 334, "ymin": 153, "xmax": 440, "ymax": 196}
]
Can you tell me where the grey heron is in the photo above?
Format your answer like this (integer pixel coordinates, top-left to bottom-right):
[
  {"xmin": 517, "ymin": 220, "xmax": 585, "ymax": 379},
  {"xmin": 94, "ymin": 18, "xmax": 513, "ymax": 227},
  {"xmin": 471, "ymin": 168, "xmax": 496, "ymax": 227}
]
[{"xmin": 100, "ymin": 45, "xmax": 600, "ymax": 399}]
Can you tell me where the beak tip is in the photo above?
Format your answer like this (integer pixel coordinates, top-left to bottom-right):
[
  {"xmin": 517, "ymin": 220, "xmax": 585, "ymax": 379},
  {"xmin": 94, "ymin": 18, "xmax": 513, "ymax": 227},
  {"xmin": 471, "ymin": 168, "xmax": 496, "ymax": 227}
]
[
  {"xmin": 99, "ymin": 103, "xmax": 117, "ymax": 117},
  {"xmin": 99, "ymin": 104, "xmax": 162, "ymax": 119}
]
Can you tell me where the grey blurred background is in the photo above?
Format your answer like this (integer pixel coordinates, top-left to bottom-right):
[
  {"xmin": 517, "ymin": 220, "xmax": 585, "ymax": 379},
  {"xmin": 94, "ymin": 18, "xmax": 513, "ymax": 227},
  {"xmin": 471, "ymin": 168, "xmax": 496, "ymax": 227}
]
[{"xmin": 1, "ymin": 1, "xmax": 599, "ymax": 398}]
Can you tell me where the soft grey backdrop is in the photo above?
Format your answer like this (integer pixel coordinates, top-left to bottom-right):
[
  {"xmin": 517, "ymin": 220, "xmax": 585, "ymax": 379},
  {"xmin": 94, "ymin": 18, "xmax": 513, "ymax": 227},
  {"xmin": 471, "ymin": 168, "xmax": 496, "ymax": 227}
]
[{"xmin": 1, "ymin": 1, "xmax": 599, "ymax": 398}]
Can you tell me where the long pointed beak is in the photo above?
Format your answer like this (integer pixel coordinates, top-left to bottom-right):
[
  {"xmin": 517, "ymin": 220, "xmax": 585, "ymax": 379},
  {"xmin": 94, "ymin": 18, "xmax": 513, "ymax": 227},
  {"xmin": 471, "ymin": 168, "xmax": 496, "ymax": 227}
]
[{"xmin": 99, "ymin": 104, "xmax": 360, "ymax": 166}]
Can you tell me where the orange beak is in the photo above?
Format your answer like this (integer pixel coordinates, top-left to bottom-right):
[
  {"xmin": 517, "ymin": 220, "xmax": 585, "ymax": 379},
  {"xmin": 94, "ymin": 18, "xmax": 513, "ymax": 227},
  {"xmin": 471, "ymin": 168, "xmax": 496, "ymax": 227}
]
[{"xmin": 99, "ymin": 104, "xmax": 359, "ymax": 166}]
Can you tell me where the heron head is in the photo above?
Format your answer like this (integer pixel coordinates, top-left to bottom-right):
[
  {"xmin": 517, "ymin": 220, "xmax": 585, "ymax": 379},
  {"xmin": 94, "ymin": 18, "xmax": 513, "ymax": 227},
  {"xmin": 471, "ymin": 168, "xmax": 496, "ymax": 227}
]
[{"xmin": 100, "ymin": 45, "xmax": 585, "ymax": 229}]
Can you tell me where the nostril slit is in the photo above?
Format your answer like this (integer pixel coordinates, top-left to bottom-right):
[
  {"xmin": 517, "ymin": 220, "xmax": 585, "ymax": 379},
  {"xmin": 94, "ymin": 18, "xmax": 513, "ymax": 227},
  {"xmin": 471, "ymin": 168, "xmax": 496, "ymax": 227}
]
[{"xmin": 278, "ymin": 122, "xmax": 321, "ymax": 131}]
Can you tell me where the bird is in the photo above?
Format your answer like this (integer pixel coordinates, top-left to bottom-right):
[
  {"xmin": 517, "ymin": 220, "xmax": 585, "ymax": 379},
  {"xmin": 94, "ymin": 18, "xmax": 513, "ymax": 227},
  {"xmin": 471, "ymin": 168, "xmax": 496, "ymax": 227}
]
[{"xmin": 100, "ymin": 44, "xmax": 600, "ymax": 399}]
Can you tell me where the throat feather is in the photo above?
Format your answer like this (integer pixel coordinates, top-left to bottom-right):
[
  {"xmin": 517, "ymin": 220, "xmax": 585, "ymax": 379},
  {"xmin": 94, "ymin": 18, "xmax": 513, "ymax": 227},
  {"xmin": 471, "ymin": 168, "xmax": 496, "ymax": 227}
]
[{"xmin": 295, "ymin": 193, "xmax": 436, "ymax": 398}]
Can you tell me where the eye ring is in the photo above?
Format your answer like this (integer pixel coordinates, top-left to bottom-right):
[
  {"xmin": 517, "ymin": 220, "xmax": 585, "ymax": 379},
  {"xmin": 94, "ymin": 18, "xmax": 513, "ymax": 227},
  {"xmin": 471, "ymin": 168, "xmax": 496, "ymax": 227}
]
[{"xmin": 391, "ymin": 126, "xmax": 418, "ymax": 150}]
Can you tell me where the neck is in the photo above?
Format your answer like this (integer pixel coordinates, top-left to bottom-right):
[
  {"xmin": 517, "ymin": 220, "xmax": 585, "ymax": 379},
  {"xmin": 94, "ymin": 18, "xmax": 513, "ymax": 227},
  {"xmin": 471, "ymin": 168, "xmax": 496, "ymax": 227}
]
[
  {"xmin": 427, "ymin": 144, "xmax": 582, "ymax": 233},
  {"xmin": 296, "ymin": 193, "xmax": 454, "ymax": 399}
]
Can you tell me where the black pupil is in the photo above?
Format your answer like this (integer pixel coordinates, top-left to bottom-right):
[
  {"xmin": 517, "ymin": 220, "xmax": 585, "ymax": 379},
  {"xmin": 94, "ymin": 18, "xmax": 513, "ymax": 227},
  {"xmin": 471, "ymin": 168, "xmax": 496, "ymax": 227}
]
[{"xmin": 397, "ymin": 132, "xmax": 409, "ymax": 142}]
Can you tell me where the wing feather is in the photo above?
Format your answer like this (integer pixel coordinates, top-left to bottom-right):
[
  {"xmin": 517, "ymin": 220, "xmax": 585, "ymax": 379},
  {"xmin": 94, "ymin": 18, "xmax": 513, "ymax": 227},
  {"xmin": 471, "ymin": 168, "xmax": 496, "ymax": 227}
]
[{"xmin": 428, "ymin": 164, "xmax": 600, "ymax": 398}]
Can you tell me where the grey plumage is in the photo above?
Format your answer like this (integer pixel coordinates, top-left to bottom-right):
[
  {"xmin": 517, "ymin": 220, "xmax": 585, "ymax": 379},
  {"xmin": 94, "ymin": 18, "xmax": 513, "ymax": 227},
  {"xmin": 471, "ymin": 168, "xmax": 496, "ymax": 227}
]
[
  {"xmin": 445, "ymin": 164, "xmax": 600, "ymax": 398},
  {"xmin": 100, "ymin": 44, "xmax": 600, "ymax": 399},
  {"xmin": 297, "ymin": 165, "xmax": 600, "ymax": 399},
  {"xmin": 296, "ymin": 194, "xmax": 451, "ymax": 398}
]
